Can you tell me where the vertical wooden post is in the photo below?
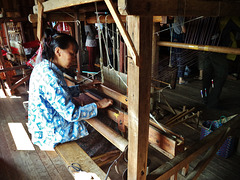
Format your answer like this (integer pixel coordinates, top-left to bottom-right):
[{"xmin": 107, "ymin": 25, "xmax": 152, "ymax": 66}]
[
  {"xmin": 150, "ymin": 22, "xmax": 160, "ymax": 111},
  {"xmin": 0, "ymin": 50, "xmax": 9, "ymax": 96},
  {"xmin": 37, "ymin": 0, "xmax": 43, "ymax": 41},
  {"xmin": 152, "ymin": 23, "xmax": 160, "ymax": 78},
  {"xmin": 3, "ymin": 23, "xmax": 11, "ymax": 50},
  {"xmin": 127, "ymin": 15, "xmax": 153, "ymax": 180},
  {"xmin": 74, "ymin": 11, "xmax": 82, "ymax": 79},
  {"xmin": 0, "ymin": 46, "xmax": 12, "ymax": 90},
  {"xmin": 119, "ymin": 35, "xmax": 126, "ymax": 73}
]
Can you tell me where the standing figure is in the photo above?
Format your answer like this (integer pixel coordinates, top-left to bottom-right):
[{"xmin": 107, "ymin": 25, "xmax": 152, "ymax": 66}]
[
  {"xmin": 170, "ymin": 16, "xmax": 187, "ymax": 85},
  {"xmin": 202, "ymin": 17, "xmax": 240, "ymax": 108},
  {"xmin": 28, "ymin": 28, "xmax": 113, "ymax": 150},
  {"xmin": 85, "ymin": 24, "xmax": 97, "ymax": 71},
  {"xmin": 202, "ymin": 52, "xmax": 228, "ymax": 108}
]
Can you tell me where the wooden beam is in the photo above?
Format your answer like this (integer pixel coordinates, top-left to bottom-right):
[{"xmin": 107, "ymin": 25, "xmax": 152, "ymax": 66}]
[
  {"xmin": 33, "ymin": 0, "xmax": 103, "ymax": 14},
  {"xmin": 104, "ymin": 0, "xmax": 139, "ymax": 66},
  {"xmin": 158, "ymin": 41, "xmax": 240, "ymax": 55},
  {"xmin": 87, "ymin": 15, "xmax": 126, "ymax": 24},
  {"xmin": 29, "ymin": 13, "xmax": 165, "ymax": 25},
  {"xmin": 86, "ymin": 15, "xmax": 165, "ymax": 24},
  {"xmin": 151, "ymin": 22, "xmax": 160, "ymax": 111},
  {"xmin": 127, "ymin": 16, "xmax": 153, "ymax": 180},
  {"xmin": 37, "ymin": 0, "xmax": 43, "ymax": 40},
  {"xmin": 3, "ymin": 23, "xmax": 11, "ymax": 54},
  {"xmin": 0, "ymin": 17, "xmax": 28, "ymax": 23},
  {"xmin": 28, "ymin": 13, "xmax": 69, "ymax": 23},
  {"xmin": 0, "ymin": 78, "xmax": 8, "ymax": 96},
  {"xmin": 10, "ymin": 75, "xmax": 30, "ymax": 94},
  {"xmin": 187, "ymin": 127, "xmax": 231, "ymax": 180},
  {"xmin": 74, "ymin": 11, "xmax": 82, "ymax": 79},
  {"xmin": 0, "ymin": 65, "xmax": 28, "ymax": 73},
  {"xmin": 86, "ymin": 118, "xmax": 128, "ymax": 152},
  {"xmin": 118, "ymin": 0, "xmax": 240, "ymax": 16},
  {"xmin": 0, "ymin": 48, "xmax": 12, "ymax": 89},
  {"xmin": 55, "ymin": 142, "xmax": 109, "ymax": 180},
  {"xmin": 98, "ymin": 85, "xmax": 128, "ymax": 106}
]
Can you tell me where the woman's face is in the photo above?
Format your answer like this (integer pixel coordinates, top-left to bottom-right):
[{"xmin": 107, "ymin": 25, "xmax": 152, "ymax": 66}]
[{"xmin": 55, "ymin": 43, "xmax": 77, "ymax": 69}]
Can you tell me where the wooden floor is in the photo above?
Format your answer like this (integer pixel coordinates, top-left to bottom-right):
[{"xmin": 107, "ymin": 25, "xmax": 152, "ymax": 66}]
[
  {"xmin": 0, "ymin": 87, "xmax": 74, "ymax": 180},
  {"xmin": 162, "ymin": 76, "xmax": 240, "ymax": 180},
  {"xmin": 0, "ymin": 76, "xmax": 240, "ymax": 180}
]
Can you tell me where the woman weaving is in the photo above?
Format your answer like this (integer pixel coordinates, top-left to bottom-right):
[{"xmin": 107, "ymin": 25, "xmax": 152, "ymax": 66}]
[{"xmin": 28, "ymin": 28, "xmax": 113, "ymax": 150}]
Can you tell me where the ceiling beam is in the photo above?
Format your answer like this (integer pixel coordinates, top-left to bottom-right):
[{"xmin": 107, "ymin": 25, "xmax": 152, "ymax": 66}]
[
  {"xmin": 33, "ymin": 0, "xmax": 103, "ymax": 14},
  {"xmin": 118, "ymin": 0, "xmax": 240, "ymax": 16}
]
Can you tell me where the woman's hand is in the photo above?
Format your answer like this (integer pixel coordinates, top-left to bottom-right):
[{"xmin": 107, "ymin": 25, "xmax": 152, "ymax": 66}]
[{"xmin": 95, "ymin": 98, "xmax": 113, "ymax": 109}]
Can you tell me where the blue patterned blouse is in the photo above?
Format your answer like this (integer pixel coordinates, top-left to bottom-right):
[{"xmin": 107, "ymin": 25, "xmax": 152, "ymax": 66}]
[{"xmin": 28, "ymin": 59, "xmax": 97, "ymax": 150}]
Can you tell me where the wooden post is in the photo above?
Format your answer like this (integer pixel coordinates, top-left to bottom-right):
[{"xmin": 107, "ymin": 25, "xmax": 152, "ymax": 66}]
[
  {"xmin": 3, "ymin": 23, "xmax": 11, "ymax": 50},
  {"xmin": 74, "ymin": 11, "xmax": 82, "ymax": 79},
  {"xmin": 37, "ymin": 0, "xmax": 43, "ymax": 41},
  {"xmin": 150, "ymin": 22, "xmax": 160, "ymax": 111},
  {"xmin": 127, "ymin": 15, "xmax": 153, "ymax": 180},
  {"xmin": 0, "ymin": 50, "xmax": 9, "ymax": 96},
  {"xmin": 0, "ymin": 47, "xmax": 12, "ymax": 90}
]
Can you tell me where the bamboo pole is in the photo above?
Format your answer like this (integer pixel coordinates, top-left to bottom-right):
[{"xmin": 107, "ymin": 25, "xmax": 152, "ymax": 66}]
[{"xmin": 158, "ymin": 41, "xmax": 240, "ymax": 55}]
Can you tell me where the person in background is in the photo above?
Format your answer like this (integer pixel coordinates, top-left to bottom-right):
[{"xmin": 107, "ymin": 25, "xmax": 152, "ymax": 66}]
[
  {"xmin": 28, "ymin": 28, "xmax": 113, "ymax": 150},
  {"xmin": 85, "ymin": 24, "xmax": 97, "ymax": 71},
  {"xmin": 202, "ymin": 17, "xmax": 240, "ymax": 108},
  {"xmin": 196, "ymin": 52, "xmax": 206, "ymax": 81},
  {"xmin": 170, "ymin": 16, "xmax": 187, "ymax": 85}
]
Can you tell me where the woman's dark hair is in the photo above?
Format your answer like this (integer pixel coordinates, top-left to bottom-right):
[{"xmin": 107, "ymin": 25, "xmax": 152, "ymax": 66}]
[{"xmin": 42, "ymin": 28, "xmax": 79, "ymax": 61}]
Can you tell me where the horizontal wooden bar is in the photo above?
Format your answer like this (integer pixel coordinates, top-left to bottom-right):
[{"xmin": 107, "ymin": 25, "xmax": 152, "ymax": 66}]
[
  {"xmin": 87, "ymin": 15, "xmax": 165, "ymax": 24},
  {"xmin": 10, "ymin": 74, "xmax": 30, "ymax": 92},
  {"xmin": 158, "ymin": 41, "xmax": 240, "ymax": 55},
  {"xmin": 29, "ymin": 13, "xmax": 166, "ymax": 24},
  {"xmin": 77, "ymin": 75, "xmax": 128, "ymax": 106},
  {"xmin": 55, "ymin": 142, "xmax": 109, "ymax": 180},
  {"xmin": 0, "ymin": 65, "xmax": 28, "ymax": 73},
  {"xmin": 87, "ymin": 15, "xmax": 126, "ymax": 24},
  {"xmin": 33, "ymin": 0, "xmax": 103, "ymax": 14},
  {"xmin": 97, "ymin": 85, "xmax": 128, "ymax": 106},
  {"xmin": 86, "ymin": 117, "xmax": 128, "ymax": 152},
  {"xmin": 0, "ymin": 17, "xmax": 28, "ymax": 23}
]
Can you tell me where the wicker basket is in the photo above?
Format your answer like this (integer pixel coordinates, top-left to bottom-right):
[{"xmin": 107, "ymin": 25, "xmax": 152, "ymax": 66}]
[{"xmin": 200, "ymin": 116, "xmax": 236, "ymax": 158}]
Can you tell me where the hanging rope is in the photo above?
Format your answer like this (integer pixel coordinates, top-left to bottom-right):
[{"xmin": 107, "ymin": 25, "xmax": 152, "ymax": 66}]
[
  {"xmin": 155, "ymin": 16, "xmax": 204, "ymax": 35},
  {"xmin": 95, "ymin": 2, "xmax": 105, "ymax": 84}
]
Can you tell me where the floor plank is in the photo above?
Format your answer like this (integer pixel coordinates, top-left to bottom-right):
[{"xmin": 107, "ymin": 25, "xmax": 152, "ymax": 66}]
[{"xmin": 0, "ymin": 87, "xmax": 73, "ymax": 180}]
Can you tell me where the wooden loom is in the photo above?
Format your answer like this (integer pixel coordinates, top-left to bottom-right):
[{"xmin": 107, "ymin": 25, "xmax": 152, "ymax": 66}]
[
  {"xmin": 0, "ymin": 50, "xmax": 31, "ymax": 96},
  {"xmin": 32, "ymin": 0, "xmax": 240, "ymax": 179}
]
